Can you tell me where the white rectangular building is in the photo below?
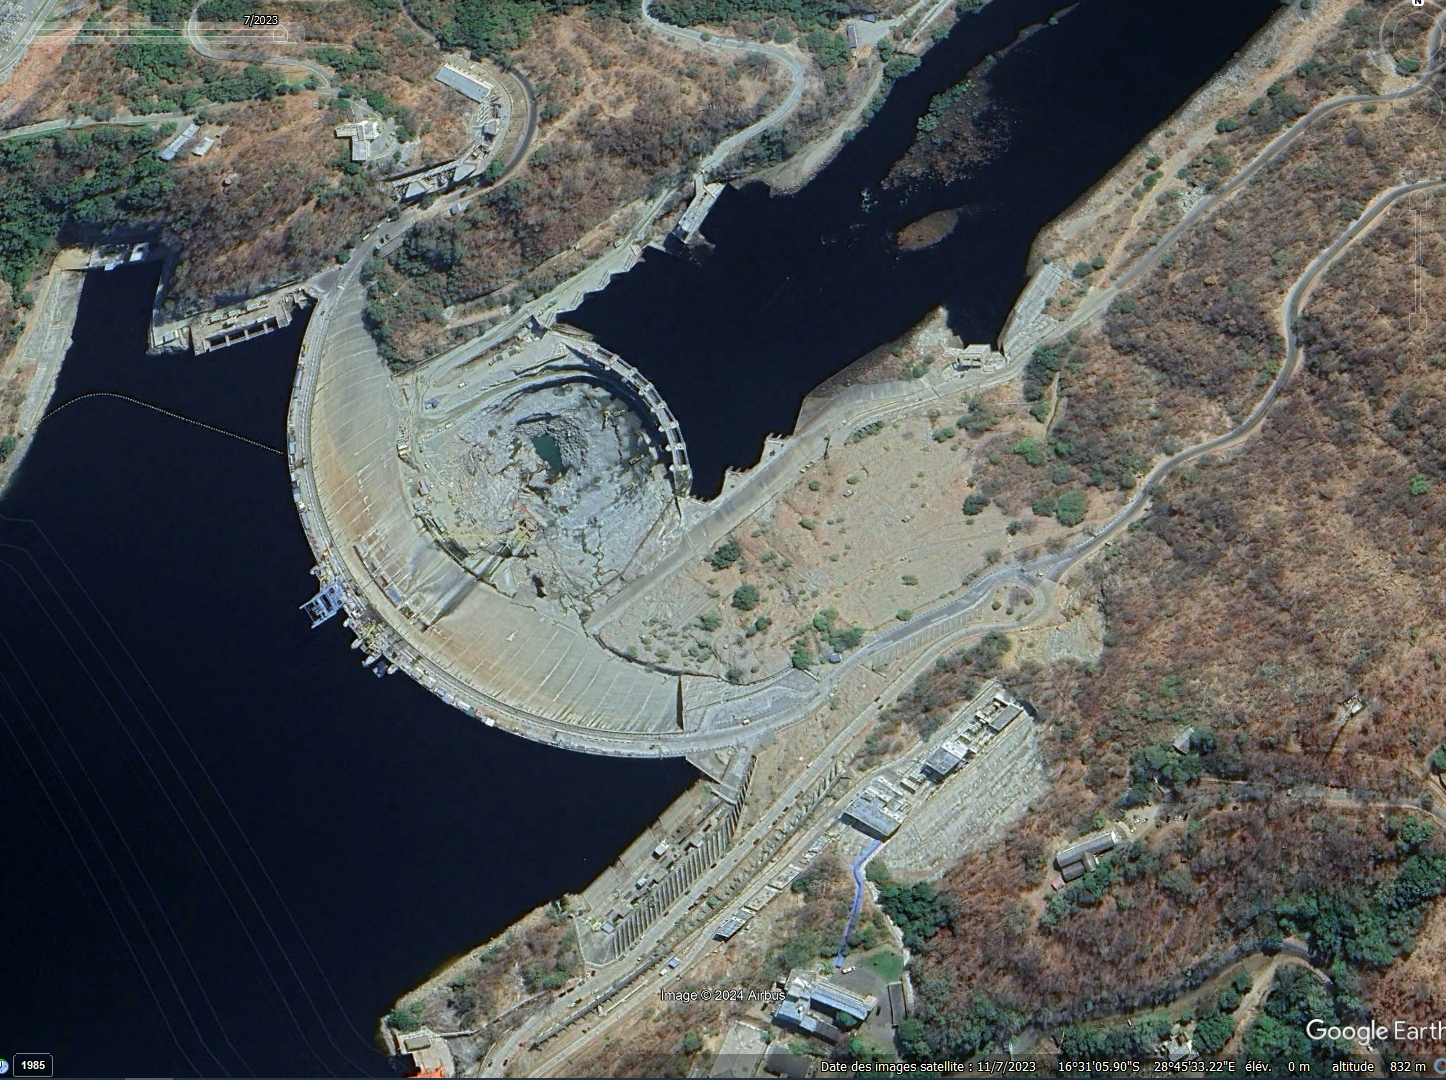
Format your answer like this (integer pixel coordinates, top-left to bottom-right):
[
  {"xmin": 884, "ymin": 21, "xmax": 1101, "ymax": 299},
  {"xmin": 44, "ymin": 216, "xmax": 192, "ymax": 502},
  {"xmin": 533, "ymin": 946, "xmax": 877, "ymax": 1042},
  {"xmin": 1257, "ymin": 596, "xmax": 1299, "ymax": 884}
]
[{"xmin": 435, "ymin": 62, "xmax": 494, "ymax": 103}]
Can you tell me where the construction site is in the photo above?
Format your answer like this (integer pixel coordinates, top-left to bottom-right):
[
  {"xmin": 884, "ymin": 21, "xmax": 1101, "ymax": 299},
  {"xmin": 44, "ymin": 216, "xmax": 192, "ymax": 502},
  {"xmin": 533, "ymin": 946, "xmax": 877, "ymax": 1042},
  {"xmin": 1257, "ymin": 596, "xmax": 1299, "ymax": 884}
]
[{"xmin": 402, "ymin": 324, "xmax": 688, "ymax": 612}]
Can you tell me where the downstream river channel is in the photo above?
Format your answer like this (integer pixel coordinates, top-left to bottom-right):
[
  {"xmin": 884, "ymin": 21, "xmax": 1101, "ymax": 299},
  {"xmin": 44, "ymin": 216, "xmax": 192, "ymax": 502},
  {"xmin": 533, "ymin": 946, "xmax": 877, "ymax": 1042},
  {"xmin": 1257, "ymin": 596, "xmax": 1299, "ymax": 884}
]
[
  {"xmin": 572, "ymin": 0, "xmax": 1281, "ymax": 495},
  {"xmin": 0, "ymin": 0, "xmax": 1277, "ymax": 1073}
]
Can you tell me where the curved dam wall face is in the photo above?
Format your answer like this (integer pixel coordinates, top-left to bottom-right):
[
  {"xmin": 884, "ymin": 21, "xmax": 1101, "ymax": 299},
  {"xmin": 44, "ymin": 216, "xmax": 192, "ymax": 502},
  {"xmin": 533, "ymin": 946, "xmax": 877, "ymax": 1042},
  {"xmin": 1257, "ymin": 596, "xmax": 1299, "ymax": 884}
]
[
  {"xmin": 546, "ymin": 335, "xmax": 694, "ymax": 496},
  {"xmin": 286, "ymin": 0, "xmax": 1280, "ymax": 755},
  {"xmin": 291, "ymin": 288, "xmax": 701, "ymax": 754},
  {"xmin": 292, "ymin": 297, "xmax": 813, "ymax": 758}
]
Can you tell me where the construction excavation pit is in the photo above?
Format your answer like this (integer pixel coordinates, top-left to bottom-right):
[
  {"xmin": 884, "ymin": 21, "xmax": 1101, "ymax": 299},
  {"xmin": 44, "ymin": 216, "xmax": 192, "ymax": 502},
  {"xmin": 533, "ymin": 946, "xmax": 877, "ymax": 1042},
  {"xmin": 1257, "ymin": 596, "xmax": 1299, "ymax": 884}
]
[{"xmin": 410, "ymin": 366, "xmax": 682, "ymax": 612}]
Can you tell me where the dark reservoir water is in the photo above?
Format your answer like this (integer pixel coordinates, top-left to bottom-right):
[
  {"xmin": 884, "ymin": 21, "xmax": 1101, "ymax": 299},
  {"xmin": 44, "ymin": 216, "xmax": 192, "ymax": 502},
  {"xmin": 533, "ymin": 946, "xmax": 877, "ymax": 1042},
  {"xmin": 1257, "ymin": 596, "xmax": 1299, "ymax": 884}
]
[
  {"xmin": 569, "ymin": 0, "xmax": 1281, "ymax": 496},
  {"xmin": 0, "ymin": 264, "xmax": 696, "ymax": 1077}
]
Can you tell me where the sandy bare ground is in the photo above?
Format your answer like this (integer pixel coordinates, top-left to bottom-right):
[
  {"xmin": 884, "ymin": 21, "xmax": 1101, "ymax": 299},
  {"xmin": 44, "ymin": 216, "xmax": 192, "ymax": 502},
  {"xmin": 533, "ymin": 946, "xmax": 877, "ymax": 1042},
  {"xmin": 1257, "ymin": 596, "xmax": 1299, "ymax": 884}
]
[{"xmin": 0, "ymin": 249, "xmax": 86, "ymax": 499}]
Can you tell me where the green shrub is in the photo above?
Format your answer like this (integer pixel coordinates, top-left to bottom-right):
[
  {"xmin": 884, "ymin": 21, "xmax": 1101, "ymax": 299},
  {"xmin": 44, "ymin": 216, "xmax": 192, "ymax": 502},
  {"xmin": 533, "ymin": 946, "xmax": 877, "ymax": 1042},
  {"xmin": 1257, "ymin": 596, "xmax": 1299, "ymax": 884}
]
[
  {"xmin": 707, "ymin": 538, "xmax": 741, "ymax": 569},
  {"xmin": 731, "ymin": 584, "xmax": 760, "ymax": 611},
  {"xmin": 874, "ymin": 869, "xmax": 950, "ymax": 950},
  {"xmin": 957, "ymin": 395, "xmax": 996, "ymax": 435},
  {"xmin": 884, "ymin": 54, "xmax": 919, "ymax": 79},
  {"xmin": 1012, "ymin": 437, "xmax": 1047, "ymax": 466},
  {"xmin": 1193, "ymin": 1012, "xmax": 1235, "ymax": 1054},
  {"xmin": 802, "ymin": 27, "xmax": 850, "ymax": 68},
  {"xmin": 962, "ymin": 492, "xmax": 989, "ymax": 515},
  {"xmin": 1055, "ymin": 488, "xmax": 1087, "ymax": 526},
  {"xmin": 1431, "ymin": 740, "xmax": 1446, "ymax": 773},
  {"xmin": 386, "ymin": 1003, "xmax": 425, "ymax": 1031}
]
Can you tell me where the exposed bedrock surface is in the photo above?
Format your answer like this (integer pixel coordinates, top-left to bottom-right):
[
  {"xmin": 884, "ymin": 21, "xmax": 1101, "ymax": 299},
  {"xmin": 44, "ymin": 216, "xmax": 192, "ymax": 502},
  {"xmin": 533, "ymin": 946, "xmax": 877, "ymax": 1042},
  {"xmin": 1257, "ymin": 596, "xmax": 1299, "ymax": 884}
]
[{"xmin": 416, "ymin": 379, "xmax": 677, "ymax": 610}]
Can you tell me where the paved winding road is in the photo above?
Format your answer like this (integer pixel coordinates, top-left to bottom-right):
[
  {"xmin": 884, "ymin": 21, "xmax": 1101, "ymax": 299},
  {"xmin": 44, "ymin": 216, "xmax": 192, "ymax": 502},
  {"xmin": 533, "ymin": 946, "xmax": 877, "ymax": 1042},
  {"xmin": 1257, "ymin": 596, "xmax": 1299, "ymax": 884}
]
[
  {"xmin": 185, "ymin": 5, "xmax": 335, "ymax": 89},
  {"xmin": 0, "ymin": 112, "xmax": 188, "ymax": 141},
  {"xmin": 1060, "ymin": 10, "xmax": 1446, "ymax": 334},
  {"xmin": 496, "ymin": 65, "xmax": 538, "ymax": 179},
  {"xmin": 640, "ymin": 0, "xmax": 806, "ymax": 173},
  {"xmin": 1051, "ymin": 174, "xmax": 1446, "ymax": 577}
]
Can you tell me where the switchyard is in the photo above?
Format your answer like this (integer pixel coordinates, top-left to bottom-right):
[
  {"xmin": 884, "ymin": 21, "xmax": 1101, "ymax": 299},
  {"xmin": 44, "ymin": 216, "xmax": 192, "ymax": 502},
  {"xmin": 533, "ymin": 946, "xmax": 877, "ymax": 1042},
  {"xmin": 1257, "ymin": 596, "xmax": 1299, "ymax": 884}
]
[{"xmin": 837, "ymin": 682, "xmax": 1047, "ymax": 874}]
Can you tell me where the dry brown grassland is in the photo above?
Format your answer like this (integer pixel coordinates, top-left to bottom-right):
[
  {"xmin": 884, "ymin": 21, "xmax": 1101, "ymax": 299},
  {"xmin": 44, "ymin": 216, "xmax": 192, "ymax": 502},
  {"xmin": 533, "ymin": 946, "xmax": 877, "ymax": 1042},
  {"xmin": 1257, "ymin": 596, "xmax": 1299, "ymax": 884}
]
[
  {"xmin": 0, "ymin": 0, "xmax": 478, "ymax": 315},
  {"xmin": 887, "ymin": 0, "xmax": 1446, "ymax": 1047},
  {"xmin": 362, "ymin": 9, "xmax": 791, "ymax": 363}
]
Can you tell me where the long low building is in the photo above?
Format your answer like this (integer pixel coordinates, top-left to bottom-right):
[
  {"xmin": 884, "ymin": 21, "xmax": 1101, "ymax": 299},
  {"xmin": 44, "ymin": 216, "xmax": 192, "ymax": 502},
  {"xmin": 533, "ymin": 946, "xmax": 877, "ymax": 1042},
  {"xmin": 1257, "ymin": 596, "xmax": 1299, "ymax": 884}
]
[
  {"xmin": 435, "ymin": 62, "xmax": 494, "ymax": 103},
  {"xmin": 886, "ymin": 982, "xmax": 907, "ymax": 1026},
  {"xmin": 809, "ymin": 980, "xmax": 872, "ymax": 1023},
  {"xmin": 1055, "ymin": 829, "xmax": 1118, "ymax": 872},
  {"xmin": 158, "ymin": 120, "xmax": 199, "ymax": 160},
  {"xmin": 841, "ymin": 793, "xmax": 902, "ymax": 840},
  {"xmin": 989, "ymin": 702, "xmax": 1023, "ymax": 734}
]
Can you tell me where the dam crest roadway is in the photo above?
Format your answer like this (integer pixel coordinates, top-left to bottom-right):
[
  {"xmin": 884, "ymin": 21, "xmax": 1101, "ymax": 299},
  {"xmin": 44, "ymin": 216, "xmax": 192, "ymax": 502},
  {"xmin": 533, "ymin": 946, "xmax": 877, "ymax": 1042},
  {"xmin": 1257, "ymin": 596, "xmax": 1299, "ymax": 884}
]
[{"xmin": 287, "ymin": 207, "xmax": 1034, "ymax": 759}]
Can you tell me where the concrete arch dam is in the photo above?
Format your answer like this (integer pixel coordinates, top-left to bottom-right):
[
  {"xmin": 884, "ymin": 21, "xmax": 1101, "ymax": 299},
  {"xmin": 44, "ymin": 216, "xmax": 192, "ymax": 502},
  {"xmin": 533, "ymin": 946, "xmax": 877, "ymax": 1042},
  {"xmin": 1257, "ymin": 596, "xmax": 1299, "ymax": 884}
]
[{"xmin": 291, "ymin": 282, "xmax": 819, "ymax": 756}]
